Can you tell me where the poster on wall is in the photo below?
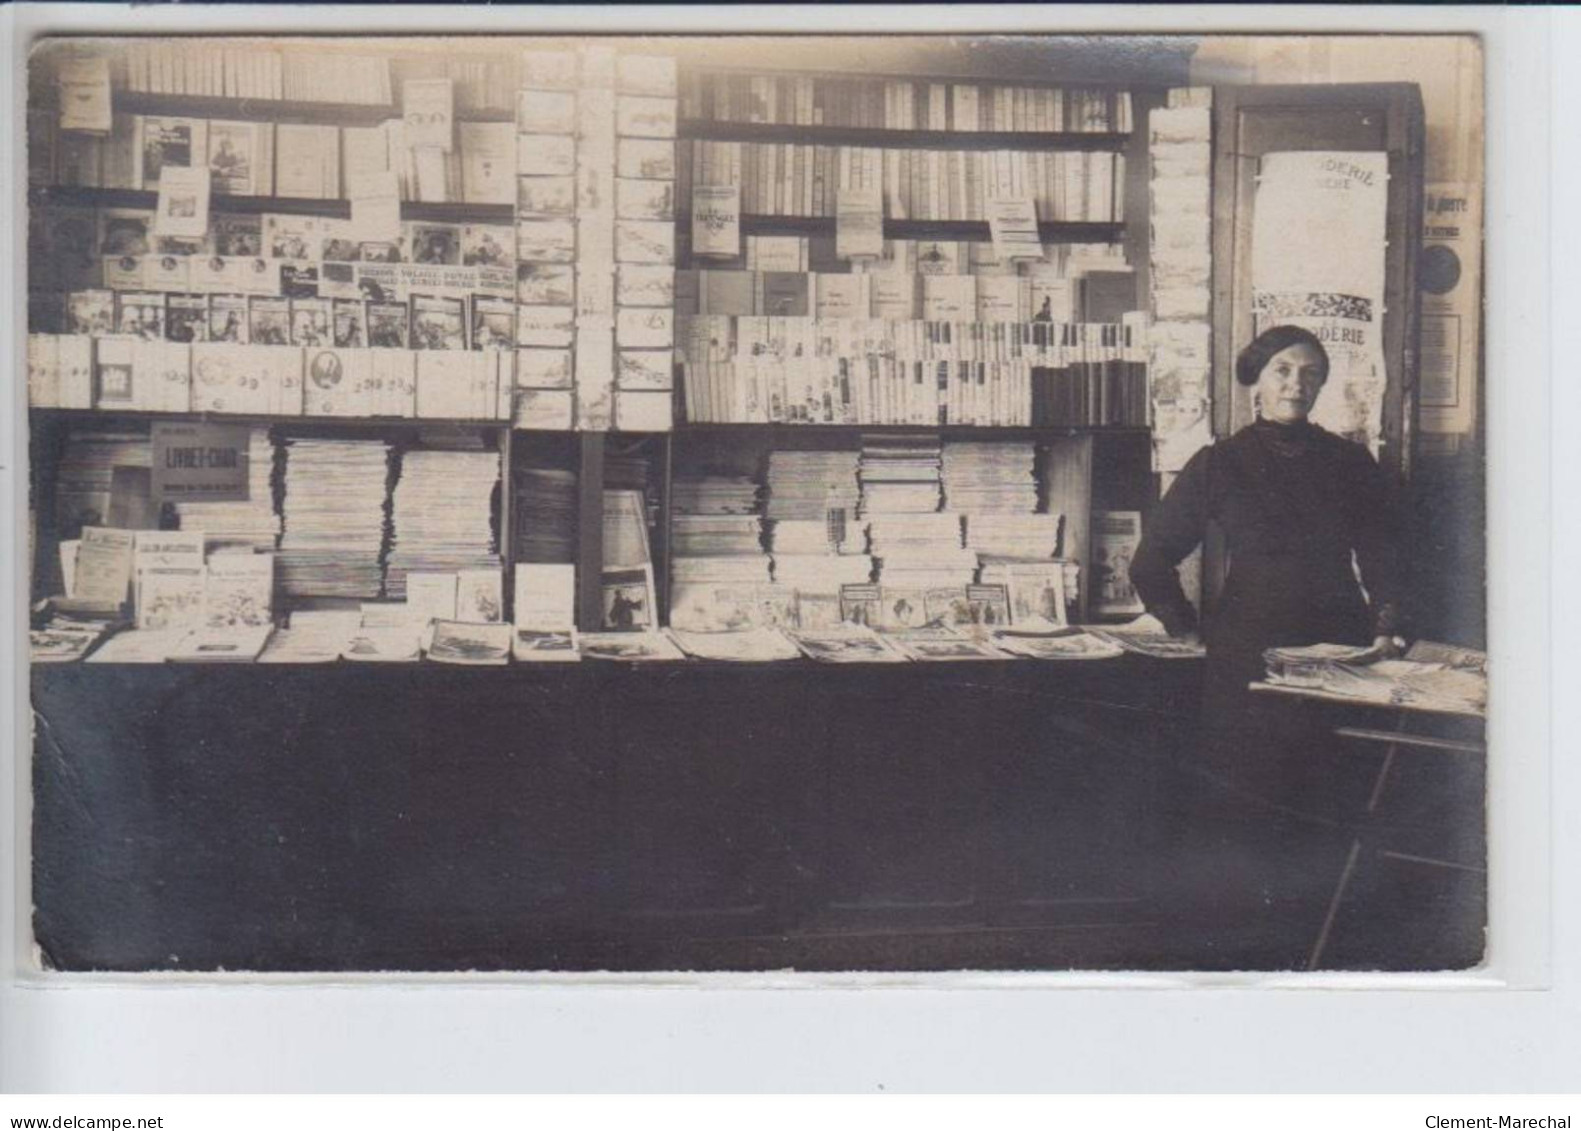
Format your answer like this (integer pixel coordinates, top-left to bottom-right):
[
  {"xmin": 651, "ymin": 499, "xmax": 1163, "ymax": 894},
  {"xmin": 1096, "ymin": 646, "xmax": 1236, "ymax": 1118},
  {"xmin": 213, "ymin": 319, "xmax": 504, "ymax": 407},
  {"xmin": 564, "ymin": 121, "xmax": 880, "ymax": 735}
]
[
  {"xmin": 1418, "ymin": 181, "xmax": 1482, "ymax": 440},
  {"xmin": 1250, "ymin": 151, "xmax": 1390, "ymax": 454}
]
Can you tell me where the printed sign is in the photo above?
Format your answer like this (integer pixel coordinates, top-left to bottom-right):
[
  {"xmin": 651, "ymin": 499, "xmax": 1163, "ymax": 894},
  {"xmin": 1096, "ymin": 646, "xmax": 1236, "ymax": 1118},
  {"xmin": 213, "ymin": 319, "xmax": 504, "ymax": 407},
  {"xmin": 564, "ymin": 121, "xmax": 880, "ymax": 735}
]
[{"xmin": 151, "ymin": 420, "xmax": 251, "ymax": 503}]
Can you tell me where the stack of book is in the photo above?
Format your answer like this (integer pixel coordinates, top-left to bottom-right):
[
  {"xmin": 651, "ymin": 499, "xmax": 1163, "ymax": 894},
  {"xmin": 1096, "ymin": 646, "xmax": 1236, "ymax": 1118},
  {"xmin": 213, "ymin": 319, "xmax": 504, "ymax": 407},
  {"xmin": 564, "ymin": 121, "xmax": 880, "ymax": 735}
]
[
  {"xmin": 857, "ymin": 433, "xmax": 943, "ymax": 515},
  {"xmin": 941, "ymin": 441, "xmax": 1038, "ymax": 513},
  {"xmin": 385, "ymin": 442, "xmax": 502, "ymax": 599},
  {"xmin": 53, "ymin": 428, "xmax": 151, "ymax": 536},
  {"xmin": 670, "ymin": 474, "xmax": 768, "ymax": 563},
  {"xmin": 172, "ymin": 426, "xmax": 282, "ymax": 551},
  {"xmin": 762, "ymin": 447, "xmax": 871, "ymax": 611},
  {"xmin": 277, "ymin": 436, "xmax": 391, "ymax": 598},
  {"xmin": 511, "ymin": 466, "xmax": 578, "ymax": 564}
]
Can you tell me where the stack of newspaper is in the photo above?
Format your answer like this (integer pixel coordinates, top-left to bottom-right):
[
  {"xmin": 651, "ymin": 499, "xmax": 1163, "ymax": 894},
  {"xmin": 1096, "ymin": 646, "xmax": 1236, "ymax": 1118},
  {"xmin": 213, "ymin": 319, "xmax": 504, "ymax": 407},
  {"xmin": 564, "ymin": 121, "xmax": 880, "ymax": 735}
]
[
  {"xmin": 941, "ymin": 441, "xmax": 1039, "ymax": 514},
  {"xmin": 278, "ymin": 437, "xmax": 391, "ymax": 599},
  {"xmin": 1263, "ymin": 641, "xmax": 1487, "ymax": 716},
  {"xmin": 765, "ymin": 449, "xmax": 861, "ymax": 525},
  {"xmin": 512, "ymin": 467, "xmax": 577, "ymax": 564}
]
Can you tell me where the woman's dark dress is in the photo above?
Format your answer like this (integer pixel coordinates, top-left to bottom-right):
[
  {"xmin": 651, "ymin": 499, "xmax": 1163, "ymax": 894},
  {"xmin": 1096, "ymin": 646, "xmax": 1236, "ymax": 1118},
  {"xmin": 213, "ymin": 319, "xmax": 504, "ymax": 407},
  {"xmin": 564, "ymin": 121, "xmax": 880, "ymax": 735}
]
[{"xmin": 1129, "ymin": 417, "xmax": 1405, "ymax": 962}]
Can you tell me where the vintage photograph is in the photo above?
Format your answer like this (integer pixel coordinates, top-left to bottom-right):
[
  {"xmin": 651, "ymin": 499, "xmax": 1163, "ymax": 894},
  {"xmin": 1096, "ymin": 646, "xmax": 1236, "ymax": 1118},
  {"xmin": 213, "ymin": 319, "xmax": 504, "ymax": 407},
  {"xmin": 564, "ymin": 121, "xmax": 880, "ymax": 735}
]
[{"xmin": 22, "ymin": 31, "xmax": 1486, "ymax": 975}]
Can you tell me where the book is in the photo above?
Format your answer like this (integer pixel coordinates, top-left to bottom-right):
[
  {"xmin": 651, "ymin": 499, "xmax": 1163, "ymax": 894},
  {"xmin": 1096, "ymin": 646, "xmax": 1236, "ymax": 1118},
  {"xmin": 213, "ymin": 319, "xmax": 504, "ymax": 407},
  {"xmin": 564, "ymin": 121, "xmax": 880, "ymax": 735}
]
[
  {"xmin": 405, "ymin": 572, "xmax": 459, "ymax": 626},
  {"xmin": 72, "ymin": 526, "xmax": 136, "ymax": 612},
  {"xmin": 510, "ymin": 627, "xmax": 580, "ymax": 662},
  {"xmin": 788, "ymin": 626, "xmax": 906, "ymax": 664},
  {"xmin": 56, "ymin": 55, "xmax": 113, "ymax": 133},
  {"xmin": 462, "ymin": 296, "xmax": 511, "ymax": 351},
  {"xmin": 100, "ymin": 208, "xmax": 154, "ymax": 257},
  {"xmin": 412, "ymin": 295, "xmax": 467, "ymax": 350},
  {"xmin": 116, "ymin": 291, "xmax": 166, "ymax": 340},
  {"xmin": 367, "ymin": 301, "xmax": 410, "ymax": 348},
  {"xmin": 65, "ymin": 290, "xmax": 115, "ymax": 335},
  {"xmin": 426, "ymin": 620, "xmax": 512, "ymax": 665},
  {"xmin": 248, "ymin": 296, "xmax": 292, "ymax": 345},
  {"xmin": 84, "ymin": 628, "xmax": 186, "ymax": 664},
  {"xmin": 690, "ymin": 184, "xmax": 740, "ymax": 259},
  {"xmin": 512, "ymin": 563, "xmax": 575, "ymax": 630},
  {"xmin": 202, "ymin": 551, "xmax": 274, "ymax": 628},
  {"xmin": 290, "ymin": 298, "xmax": 333, "ymax": 347},
  {"xmin": 600, "ymin": 564, "xmax": 657, "ymax": 631},
  {"xmin": 207, "ymin": 120, "xmax": 275, "ymax": 196},
  {"xmin": 153, "ymin": 166, "xmax": 211, "ymax": 240},
  {"xmin": 135, "ymin": 116, "xmax": 207, "ymax": 191},
  {"xmin": 577, "ymin": 632, "xmax": 685, "ymax": 662},
  {"xmin": 666, "ymin": 626, "xmax": 799, "ymax": 663},
  {"xmin": 836, "ymin": 186, "xmax": 884, "ymax": 260},
  {"xmin": 168, "ymin": 623, "xmax": 273, "ymax": 663},
  {"xmin": 1094, "ymin": 510, "xmax": 1144, "ymax": 616},
  {"xmin": 886, "ymin": 627, "xmax": 1006, "ymax": 662},
  {"xmin": 340, "ymin": 627, "xmax": 422, "ymax": 663}
]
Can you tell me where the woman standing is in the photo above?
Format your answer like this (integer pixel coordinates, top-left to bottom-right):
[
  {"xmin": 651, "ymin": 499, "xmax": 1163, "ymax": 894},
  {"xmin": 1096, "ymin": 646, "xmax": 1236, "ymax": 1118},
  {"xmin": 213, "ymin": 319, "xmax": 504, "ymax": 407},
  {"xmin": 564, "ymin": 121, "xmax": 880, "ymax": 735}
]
[{"xmin": 1129, "ymin": 324, "xmax": 1407, "ymax": 964}]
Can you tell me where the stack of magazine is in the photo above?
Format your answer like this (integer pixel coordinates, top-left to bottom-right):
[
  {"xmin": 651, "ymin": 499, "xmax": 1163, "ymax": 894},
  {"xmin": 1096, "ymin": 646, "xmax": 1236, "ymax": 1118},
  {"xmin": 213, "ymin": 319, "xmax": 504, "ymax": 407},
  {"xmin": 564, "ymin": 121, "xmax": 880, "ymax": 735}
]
[{"xmin": 386, "ymin": 443, "xmax": 501, "ymax": 599}]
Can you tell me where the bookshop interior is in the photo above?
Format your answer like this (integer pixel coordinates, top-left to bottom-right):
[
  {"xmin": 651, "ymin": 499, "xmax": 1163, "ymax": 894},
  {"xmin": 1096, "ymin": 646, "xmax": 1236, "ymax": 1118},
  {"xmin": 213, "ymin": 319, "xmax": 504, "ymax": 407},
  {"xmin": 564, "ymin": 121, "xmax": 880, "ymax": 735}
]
[{"xmin": 22, "ymin": 34, "xmax": 1488, "ymax": 973}]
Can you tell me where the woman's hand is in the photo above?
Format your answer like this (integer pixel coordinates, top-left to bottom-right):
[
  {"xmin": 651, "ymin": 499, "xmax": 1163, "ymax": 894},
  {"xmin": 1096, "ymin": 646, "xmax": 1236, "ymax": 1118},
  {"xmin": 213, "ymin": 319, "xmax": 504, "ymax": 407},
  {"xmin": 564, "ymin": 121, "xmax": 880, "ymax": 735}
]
[
  {"xmin": 1116, "ymin": 613, "xmax": 1201, "ymax": 646},
  {"xmin": 1372, "ymin": 634, "xmax": 1406, "ymax": 659}
]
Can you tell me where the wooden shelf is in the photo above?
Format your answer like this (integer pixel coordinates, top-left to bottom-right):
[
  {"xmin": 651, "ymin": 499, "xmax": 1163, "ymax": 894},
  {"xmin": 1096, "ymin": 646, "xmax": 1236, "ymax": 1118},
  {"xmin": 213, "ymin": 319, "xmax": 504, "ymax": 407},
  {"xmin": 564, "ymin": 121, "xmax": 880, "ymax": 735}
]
[
  {"xmin": 678, "ymin": 119, "xmax": 1130, "ymax": 152},
  {"xmin": 31, "ymin": 407, "xmax": 507, "ymax": 430},
  {"xmin": 114, "ymin": 90, "xmax": 397, "ymax": 125},
  {"xmin": 29, "ymin": 185, "xmax": 515, "ymax": 226},
  {"xmin": 696, "ymin": 214, "xmax": 1124, "ymax": 245},
  {"xmin": 672, "ymin": 423, "xmax": 1151, "ymax": 438}
]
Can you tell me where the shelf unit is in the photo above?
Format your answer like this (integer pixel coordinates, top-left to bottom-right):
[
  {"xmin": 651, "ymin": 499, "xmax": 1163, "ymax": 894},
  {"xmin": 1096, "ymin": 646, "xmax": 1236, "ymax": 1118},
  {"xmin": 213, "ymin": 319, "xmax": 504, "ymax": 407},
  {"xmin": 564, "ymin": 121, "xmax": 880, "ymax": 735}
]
[
  {"xmin": 27, "ymin": 52, "xmax": 1171, "ymax": 635},
  {"xmin": 661, "ymin": 69, "xmax": 1167, "ymax": 625},
  {"xmin": 30, "ymin": 185, "xmax": 516, "ymax": 226}
]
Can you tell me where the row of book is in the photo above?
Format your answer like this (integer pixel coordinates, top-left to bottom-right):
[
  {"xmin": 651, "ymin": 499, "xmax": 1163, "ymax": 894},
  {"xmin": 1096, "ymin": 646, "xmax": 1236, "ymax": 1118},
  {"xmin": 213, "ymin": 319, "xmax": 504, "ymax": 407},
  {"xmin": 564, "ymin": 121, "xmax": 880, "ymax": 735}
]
[
  {"xmin": 37, "ymin": 291, "xmax": 521, "ymax": 349},
  {"xmin": 67, "ymin": 42, "xmax": 675, "ymax": 109},
  {"xmin": 31, "ymin": 111, "xmax": 520, "ymax": 205},
  {"xmin": 35, "ymin": 611, "xmax": 1187, "ymax": 667},
  {"xmin": 681, "ymin": 141, "xmax": 1125, "ymax": 224},
  {"xmin": 117, "ymin": 43, "xmax": 395, "ymax": 104},
  {"xmin": 33, "ymin": 208, "xmax": 517, "ymax": 278},
  {"xmin": 675, "ymin": 357, "xmax": 1147, "ymax": 428},
  {"xmin": 29, "ymin": 335, "xmax": 512, "ymax": 420},
  {"xmin": 679, "ymin": 269, "xmax": 1137, "ymax": 323},
  {"xmin": 680, "ymin": 73, "xmax": 1134, "ymax": 134},
  {"xmin": 676, "ymin": 314, "xmax": 1150, "ymax": 364}
]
